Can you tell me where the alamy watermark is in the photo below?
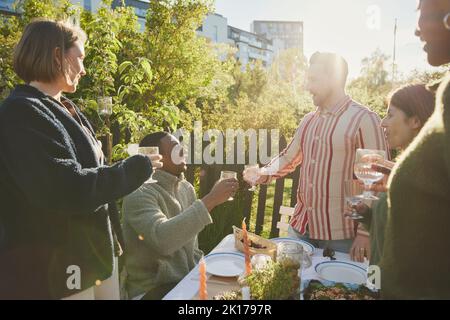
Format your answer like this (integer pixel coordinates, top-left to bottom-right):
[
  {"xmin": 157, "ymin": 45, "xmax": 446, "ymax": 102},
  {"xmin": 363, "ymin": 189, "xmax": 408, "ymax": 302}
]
[
  {"xmin": 366, "ymin": 5, "xmax": 381, "ymax": 31},
  {"xmin": 66, "ymin": 265, "xmax": 81, "ymax": 290},
  {"xmin": 170, "ymin": 121, "xmax": 281, "ymax": 168},
  {"xmin": 367, "ymin": 265, "xmax": 381, "ymax": 290}
]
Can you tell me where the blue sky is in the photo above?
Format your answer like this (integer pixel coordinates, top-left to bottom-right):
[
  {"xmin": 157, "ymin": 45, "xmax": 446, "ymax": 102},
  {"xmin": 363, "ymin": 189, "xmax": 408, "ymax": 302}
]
[{"xmin": 214, "ymin": 0, "xmax": 437, "ymax": 79}]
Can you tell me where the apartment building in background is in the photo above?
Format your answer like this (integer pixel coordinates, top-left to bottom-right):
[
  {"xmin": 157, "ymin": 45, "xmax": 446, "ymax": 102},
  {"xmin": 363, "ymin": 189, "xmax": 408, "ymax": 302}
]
[
  {"xmin": 111, "ymin": 0, "xmax": 149, "ymax": 31},
  {"xmin": 0, "ymin": 0, "xmax": 103, "ymax": 15},
  {"xmin": 197, "ymin": 13, "xmax": 274, "ymax": 68},
  {"xmin": 227, "ymin": 25, "xmax": 273, "ymax": 67},
  {"xmin": 71, "ymin": 0, "xmax": 103, "ymax": 12},
  {"xmin": 0, "ymin": 0, "xmax": 20, "ymax": 14},
  {"xmin": 251, "ymin": 20, "xmax": 304, "ymax": 56}
]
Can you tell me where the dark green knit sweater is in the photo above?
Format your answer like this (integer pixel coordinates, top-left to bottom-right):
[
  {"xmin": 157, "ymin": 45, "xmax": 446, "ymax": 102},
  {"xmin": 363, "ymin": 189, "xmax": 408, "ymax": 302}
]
[
  {"xmin": 381, "ymin": 74, "xmax": 450, "ymax": 299},
  {"xmin": 361, "ymin": 193, "xmax": 388, "ymax": 267}
]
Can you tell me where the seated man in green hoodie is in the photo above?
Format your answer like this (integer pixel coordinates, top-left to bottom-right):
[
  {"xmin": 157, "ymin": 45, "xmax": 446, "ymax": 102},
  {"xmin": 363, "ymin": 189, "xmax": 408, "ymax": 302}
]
[{"xmin": 122, "ymin": 132, "xmax": 239, "ymax": 300}]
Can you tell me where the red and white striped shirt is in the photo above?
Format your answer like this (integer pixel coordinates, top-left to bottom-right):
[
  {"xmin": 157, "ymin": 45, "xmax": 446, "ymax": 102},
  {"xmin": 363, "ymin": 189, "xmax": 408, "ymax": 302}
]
[{"xmin": 262, "ymin": 96, "xmax": 387, "ymax": 240}]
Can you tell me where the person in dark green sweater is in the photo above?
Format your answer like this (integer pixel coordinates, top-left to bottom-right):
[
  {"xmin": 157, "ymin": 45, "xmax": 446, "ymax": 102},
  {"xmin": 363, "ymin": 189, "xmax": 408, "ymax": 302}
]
[
  {"xmin": 380, "ymin": 0, "xmax": 450, "ymax": 299},
  {"xmin": 348, "ymin": 84, "xmax": 435, "ymax": 265}
]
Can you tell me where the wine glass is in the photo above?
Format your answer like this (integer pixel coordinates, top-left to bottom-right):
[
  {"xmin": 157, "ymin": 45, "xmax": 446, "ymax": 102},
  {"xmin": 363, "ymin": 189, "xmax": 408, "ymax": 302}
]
[
  {"xmin": 244, "ymin": 164, "xmax": 259, "ymax": 192},
  {"xmin": 127, "ymin": 143, "xmax": 139, "ymax": 156},
  {"xmin": 344, "ymin": 180, "xmax": 364, "ymax": 220},
  {"xmin": 354, "ymin": 149, "xmax": 386, "ymax": 200},
  {"xmin": 97, "ymin": 96, "xmax": 113, "ymax": 118},
  {"xmin": 220, "ymin": 170, "xmax": 237, "ymax": 201},
  {"xmin": 138, "ymin": 146, "xmax": 160, "ymax": 184}
]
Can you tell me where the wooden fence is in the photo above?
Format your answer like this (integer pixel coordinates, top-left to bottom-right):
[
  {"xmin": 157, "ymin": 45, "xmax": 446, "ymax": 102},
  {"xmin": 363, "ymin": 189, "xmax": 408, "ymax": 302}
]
[
  {"xmin": 183, "ymin": 133, "xmax": 300, "ymax": 238},
  {"xmin": 102, "ymin": 129, "xmax": 300, "ymax": 248}
]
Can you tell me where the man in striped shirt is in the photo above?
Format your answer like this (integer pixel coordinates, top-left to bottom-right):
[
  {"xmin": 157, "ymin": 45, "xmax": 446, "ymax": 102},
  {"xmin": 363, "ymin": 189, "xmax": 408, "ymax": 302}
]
[{"xmin": 250, "ymin": 52, "xmax": 387, "ymax": 253}]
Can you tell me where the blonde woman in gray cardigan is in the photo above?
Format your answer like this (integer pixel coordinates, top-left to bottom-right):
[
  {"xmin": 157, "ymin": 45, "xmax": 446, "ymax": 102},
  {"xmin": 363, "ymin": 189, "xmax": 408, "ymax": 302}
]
[{"xmin": 122, "ymin": 132, "xmax": 239, "ymax": 300}]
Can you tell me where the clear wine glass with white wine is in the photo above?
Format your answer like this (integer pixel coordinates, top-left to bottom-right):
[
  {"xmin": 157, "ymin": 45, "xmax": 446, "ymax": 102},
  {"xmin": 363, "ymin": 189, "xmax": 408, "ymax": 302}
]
[
  {"xmin": 344, "ymin": 180, "xmax": 365, "ymax": 220},
  {"xmin": 220, "ymin": 170, "xmax": 238, "ymax": 201},
  {"xmin": 244, "ymin": 164, "xmax": 259, "ymax": 192},
  {"xmin": 354, "ymin": 149, "xmax": 386, "ymax": 200},
  {"xmin": 138, "ymin": 146, "xmax": 160, "ymax": 184}
]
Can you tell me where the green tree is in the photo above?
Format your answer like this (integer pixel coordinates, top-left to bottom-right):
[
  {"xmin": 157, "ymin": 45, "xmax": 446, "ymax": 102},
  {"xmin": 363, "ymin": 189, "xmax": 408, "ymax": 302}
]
[
  {"xmin": 1, "ymin": 0, "xmax": 221, "ymax": 159},
  {"xmin": 143, "ymin": 0, "xmax": 218, "ymax": 106},
  {"xmin": 0, "ymin": 16, "xmax": 20, "ymax": 97},
  {"xmin": 358, "ymin": 48, "xmax": 390, "ymax": 88},
  {"xmin": 405, "ymin": 65, "xmax": 449, "ymax": 86},
  {"xmin": 78, "ymin": 1, "xmax": 121, "ymax": 99},
  {"xmin": 348, "ymin": 48, "xmax": 393, "ymax": 118},
  {"xmin": 0, "ymin": 0, "xmax": 75, "ymax": 98}
]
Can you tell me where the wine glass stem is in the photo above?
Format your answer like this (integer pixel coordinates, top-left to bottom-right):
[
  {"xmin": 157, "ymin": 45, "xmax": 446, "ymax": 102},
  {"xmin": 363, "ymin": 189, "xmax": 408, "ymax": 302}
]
[
  {"xmin": 363, "ymin": 182, "xmax": 373, "ymax": 198},
  {"xmin": 146, "ymin": 171, "xmax": 157, "ymax": 183}
]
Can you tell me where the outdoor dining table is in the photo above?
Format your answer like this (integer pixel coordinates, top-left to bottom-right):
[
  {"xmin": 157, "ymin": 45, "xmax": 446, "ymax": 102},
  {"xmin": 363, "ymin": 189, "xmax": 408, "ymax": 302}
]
[{"xmin": 163, "ymin": 234, "xmax": 368, "ymax": 300}]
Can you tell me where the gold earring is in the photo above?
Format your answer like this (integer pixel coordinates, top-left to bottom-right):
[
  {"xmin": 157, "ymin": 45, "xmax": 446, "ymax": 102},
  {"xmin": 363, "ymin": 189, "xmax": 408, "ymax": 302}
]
[{"xmin": 444, "ymin": 13, "xmax": 450, "ymax": 30}]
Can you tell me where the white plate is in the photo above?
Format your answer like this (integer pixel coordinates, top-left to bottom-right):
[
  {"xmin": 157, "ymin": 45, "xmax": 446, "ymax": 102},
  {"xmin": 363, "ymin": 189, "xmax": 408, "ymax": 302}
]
[
  {"xmin": 204, "ymin": 252, "xmax": 245, "ymax": 277},
  {"xmin": 270, "ymin": 237, "xmax": 315, "ymax": 255},
  {"xmin": 315, "ymin": 261, "xmax": 367, "ymax": 285}
]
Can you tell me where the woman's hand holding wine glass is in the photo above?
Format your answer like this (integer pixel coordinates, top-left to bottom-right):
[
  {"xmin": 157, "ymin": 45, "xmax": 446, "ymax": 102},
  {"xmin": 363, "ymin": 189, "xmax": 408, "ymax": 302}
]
[
  {"xmin": 354, "ymin": 149, "xmax": 387, "ymax": 200},
  {"xmin": 128, "ymin": 144, "xmax": 163, "ymax": 184}
]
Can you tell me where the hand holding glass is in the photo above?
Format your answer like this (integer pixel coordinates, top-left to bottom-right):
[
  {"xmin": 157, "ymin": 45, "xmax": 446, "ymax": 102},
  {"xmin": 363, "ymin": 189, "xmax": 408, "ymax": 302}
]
[
  {"xmin": 127, "ymin": 143, "xmax": 139, "ymax": 156},
  {"xmin": 244, "ymin": 164, "xmax": 260, "ymax": 191},
  {"xmin": 139, "ymin": 146, "xmax": 161, "ymax": 184},
  {"xmin": 354, "ymin": 149, "xmax": 386, "ymax": 200},
  {"xmin": 344, "ymin": 180, "xmax": 364, "ymax": 220},
  {"xmin": 220, "ymin": 171, "xmax": 238, "ymax": 201}
]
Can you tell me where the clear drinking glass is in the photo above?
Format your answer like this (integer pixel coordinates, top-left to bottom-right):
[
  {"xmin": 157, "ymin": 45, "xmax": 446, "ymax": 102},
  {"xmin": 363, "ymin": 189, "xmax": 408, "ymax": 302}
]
[
  {"xmin": 251, "ymin": 254, "xmax": 272, "ymax": 270},
  {"xmin": 127, "ymin": 143, "xmax": 139, "ymax": 156},
  {"xmin": 276, "ymin": 241, "xmax": 308, "ymax": 300},
  {"xmin": 354, "ymin": 149, "xmax": 386, "ymax": 200},
  {"xmin": 344, "ymin": 180, "xmax": 364, "ymax": 220},
  {"xmin": 276, "ymin": 242, "xmax": 302, "ymax": 266},
  {"xmin": 220, "ymin": 170, "xmax": 238, "ymax": 201},
  {"xmin": 244, "ymin": 164, "xmax": 259, "ymax": 192},
  {"xmin": 138, "ymin": 146, "xmax": 160, "ymax": 184},
  {"xmin": 276, "ymin": 242, "xmax": 311, "ymax": 268}
]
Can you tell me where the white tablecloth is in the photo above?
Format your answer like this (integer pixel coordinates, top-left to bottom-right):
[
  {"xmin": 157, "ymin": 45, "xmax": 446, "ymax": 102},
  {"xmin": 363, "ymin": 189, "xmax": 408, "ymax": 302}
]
[{"xmin": 163, "ymin": 234, "xmax": 368, "ymax": 300}]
